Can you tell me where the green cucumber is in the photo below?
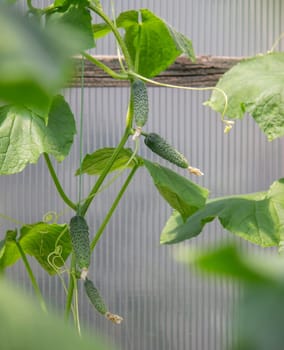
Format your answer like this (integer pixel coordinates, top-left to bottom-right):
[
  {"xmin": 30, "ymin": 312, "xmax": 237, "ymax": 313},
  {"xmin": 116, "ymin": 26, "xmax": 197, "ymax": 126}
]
[
  {"xmin": 84, "ymin": 278, "xmax": 107, "ymax": 315},
  {"xmin": 144, "ymin": 133, "xmax": 204, "ymax": 175},
  {"xmin": 132, "ymin": 79, "xmax": 149, "ymax": 128},
  {"xmin": 69, "ymin": 215, "xmax": 90, "ymax": 272},
  {"xmin": 144, "ymin": 133, "xmax": 189, "ymax": 168}
]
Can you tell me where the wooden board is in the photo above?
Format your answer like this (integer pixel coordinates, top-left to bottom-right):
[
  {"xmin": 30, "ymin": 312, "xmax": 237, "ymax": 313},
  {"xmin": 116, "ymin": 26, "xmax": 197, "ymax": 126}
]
[{"xmin": 70, "ymin": 55, "xmax": 243, "ymax": 88}]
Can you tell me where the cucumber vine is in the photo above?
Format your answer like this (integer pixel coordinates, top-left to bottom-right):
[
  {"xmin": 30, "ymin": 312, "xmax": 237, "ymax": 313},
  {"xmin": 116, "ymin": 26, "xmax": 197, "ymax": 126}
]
[{"xmin": 0, "ymin": 0, "xmax": 283, "ymax": 342}]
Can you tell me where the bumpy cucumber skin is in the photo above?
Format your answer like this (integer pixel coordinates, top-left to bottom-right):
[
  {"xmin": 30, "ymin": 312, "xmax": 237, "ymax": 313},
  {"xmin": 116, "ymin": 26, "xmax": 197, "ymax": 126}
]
[
  {"xmin": 69, "ymin": 215, "xmax": 90, "ymax": 270},
  {"xmin": 144, "ymin": 133, "xmax": 189, "ymax": 168},
  {"xmin": 84, "ymin": 278, "xmax": 107, "ymax": 315},
  {"xmin": 132, "ymin": 79, "xmax": 149, "ymax": 128}
]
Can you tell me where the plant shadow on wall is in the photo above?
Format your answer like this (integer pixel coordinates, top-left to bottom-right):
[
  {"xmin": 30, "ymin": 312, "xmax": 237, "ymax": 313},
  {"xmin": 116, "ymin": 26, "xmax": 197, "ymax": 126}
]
[{"xmin": 0, "ymin": 0, "xmax": 284, "ymax": 349}]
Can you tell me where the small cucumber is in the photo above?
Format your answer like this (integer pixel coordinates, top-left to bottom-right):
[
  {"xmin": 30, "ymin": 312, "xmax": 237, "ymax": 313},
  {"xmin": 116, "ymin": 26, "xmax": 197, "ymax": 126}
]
[
  {"xmin": 84, "ymin": 278, "xmax": 107, "ymax": 315},
  {"xmin": 144, "ymin": 133, "xmax": 189, "ymax": 168},
  {"xmin": 144, "ymin": 132, "xmax": 203, "ymax": 176},
  {"xmin": 84, "ymin": 278, "xmax": 123, "ymax": 324},
  {"xmin": 132, "ymin": 79, "xmax": 149, "ymax": 128},
  {"xmin": 69, "ymin": 215, "xmax": 90, "ymax": 272}
]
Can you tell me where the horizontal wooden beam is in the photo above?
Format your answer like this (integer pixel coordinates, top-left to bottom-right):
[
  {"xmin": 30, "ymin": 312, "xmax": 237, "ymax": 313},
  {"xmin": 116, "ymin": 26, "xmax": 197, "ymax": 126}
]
[{"xmin": 70, "ymin": 55, "xmax": 243, "ymax": 88}]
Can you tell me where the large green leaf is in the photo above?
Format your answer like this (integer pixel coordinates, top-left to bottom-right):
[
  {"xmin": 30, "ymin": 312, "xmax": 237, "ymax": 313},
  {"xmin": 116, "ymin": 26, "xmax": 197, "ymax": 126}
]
[
  {"xmin": 0, "ymin": 6, "xmax": 74, "ymax": 118},
  {"xmin": 76, "ymin": 147, "xmax": 142, "ymax": 176},
  {"xmin": 144, "ymin": 160, "xmax": 209, "ymax": 220},
  {"xmin": 47, "ymin": 0, "xmax": 95, "ymax": 52},
  {"xmin": 0, "ymin": 95, "xmax": 76, "ymax": 175},
  {"xmin": 161, "ymin": 179, "xmax": 284, "ymax": 246},
  {"xmin": 205, "ymin": 52, "xmax": 284, "ymax": 140},
  {"xmin": 0, "ymin": 279, "xmax": 112, "ymax": 350},
  {"xmin": 0, "ymin": 223, "xmax": 71, "ymax": 274},
  {"xmin": 116, "ymin": 9, "xmax": 195, "ymax": 77}
]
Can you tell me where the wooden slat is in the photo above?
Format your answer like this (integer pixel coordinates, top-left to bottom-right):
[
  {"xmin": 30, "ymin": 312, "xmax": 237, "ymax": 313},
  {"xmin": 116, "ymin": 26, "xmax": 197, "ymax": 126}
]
[{"xmin": 70, "ymin": 55, "xmax": 243, "ymax": 88}]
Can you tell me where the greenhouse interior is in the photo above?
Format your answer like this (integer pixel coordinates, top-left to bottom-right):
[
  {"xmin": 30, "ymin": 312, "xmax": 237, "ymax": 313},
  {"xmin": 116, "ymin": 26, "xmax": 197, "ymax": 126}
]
[{"xmin": 1, "ymin": 1, "xmax": 284, "ymax": 349}]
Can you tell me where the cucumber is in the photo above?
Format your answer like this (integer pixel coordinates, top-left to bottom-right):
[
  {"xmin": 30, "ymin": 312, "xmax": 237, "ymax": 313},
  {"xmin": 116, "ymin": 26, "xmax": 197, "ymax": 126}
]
[
  {"xmin": 84, "ymin": 278, "xmax": 107, "ymax": 315},
  {"xmin": 69, "ymin": 215, "xmax": 90, "ymax": 272},
  {"xmin": 144, "ymin": 133, "xmax": 189, "ymax": 168},
  {"xmin": 132, "ymin": 79, "xmax": 149, "ymax": 129},
  {"xmin": 132, "ymin": 79, "xmax": 149, "ymax": 127},
  {"xmin": 84, "ymin": 278, "xmax": 123, "ymax": 324},
  {"xmin": 144, "ymin": 132, "xmax": 204, "ymax": 176}
]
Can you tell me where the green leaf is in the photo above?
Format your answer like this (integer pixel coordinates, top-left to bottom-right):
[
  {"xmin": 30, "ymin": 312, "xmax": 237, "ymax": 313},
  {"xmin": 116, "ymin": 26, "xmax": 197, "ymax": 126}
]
[
  {"xmin": 0, "ymin": 6, "xmax": 73, "ymax": 116},
  {"xmin": 167, "ymin": 25, "xmax": 196, "ymax": 62},
  {"xmin": 161, "ymin": 179, "xmax": 284, "ymax": 246},
  {"xmin": 47, "ymin": 1, "xmax": 95, "ymax": 52},
  {"xmin": 0, "ymin": 279, "xmax": 112, "ymax": 350},
  {"xmin": 0, "ymin": 0, "xmax": 18, "ymax": 4},
  {"xmin": 144, "ymin": 160, "xmax": 209, "ymax": 220},
  {"xmin": 93, "ymin": 23, "xmax": 112, "ymax": 39},
  {"xmin": 0, "ymin": 230, "xmax": 19, "ymax": 271},
  {"xmin": 0, "ymin": 223, "xmax": 72, "ymax": 275},
  {"xmin": 177, "ymin": 244, "xmax": 271, "ymax": 285},
  {"xmin": 117, "ymin": 9, "xmax": 195, "ymax": 77},
  {"xmin": 76, "ymin": 148, "xmax": 142, "ymax": 176},
  {"xmin": 205, "ymin": 52, "xmax": 284, "ymax": 140},
  {"xmin": 90, "ymin": 0, "xmax": 103, "ymax": 10},
  {"xmin": 0, "ymin": 95, "xmax": 76, "ymax": 175},
  {"xmin": 53, "ymin": 0, "xmax": 67, "ymax": 6},
  {"xmin": 19, "ymin": 223, "xmax": 72, "ymax": 274},
  {"xmin": 0, "ymin": 240, "xmax": 5, "ymax": 259},
  {"xmin": 160, "ymin": 210, "xmax": 186, "ymax": 243}
]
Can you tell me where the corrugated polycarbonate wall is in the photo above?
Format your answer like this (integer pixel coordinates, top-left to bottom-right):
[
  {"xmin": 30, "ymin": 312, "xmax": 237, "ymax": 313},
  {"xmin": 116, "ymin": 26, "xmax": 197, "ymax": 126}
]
[{"xmin": 4, "ymin": 1, "xmax": 284, "ymax": 350}]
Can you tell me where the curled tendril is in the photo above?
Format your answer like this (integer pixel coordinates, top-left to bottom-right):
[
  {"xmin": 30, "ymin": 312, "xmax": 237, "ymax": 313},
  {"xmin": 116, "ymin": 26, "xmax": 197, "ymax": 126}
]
[
  {"xmin": 223, "ymin": 120, "xmax": 235, "ymax": 134},
  {"xmin": 47, "ymin": 226, "xmax": 69, "ymax": 273},
  {"xmin": 43, "ymin": 211, "xmax": 59, "ymax": 224},
  {"xmin": 47, "ymin": 247, "xmax": 67, "ymax": 273}
]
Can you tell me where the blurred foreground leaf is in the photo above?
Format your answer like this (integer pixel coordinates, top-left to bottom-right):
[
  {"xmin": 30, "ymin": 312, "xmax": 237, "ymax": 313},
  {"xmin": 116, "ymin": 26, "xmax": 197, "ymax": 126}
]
[
  {"xmin": 46, "ymin": 0, "xmax": 95, "ymax": 52},
  {"xmin": 0, "ymin": 278, "xmax": 113, "ymax": 350},
  {"xmin": 178, "ymin": 244, "xmax": 284, "ymax": 350},
  {"xmin": 0, "ymin": 6, "xmax": 74, "ymax": 116}
]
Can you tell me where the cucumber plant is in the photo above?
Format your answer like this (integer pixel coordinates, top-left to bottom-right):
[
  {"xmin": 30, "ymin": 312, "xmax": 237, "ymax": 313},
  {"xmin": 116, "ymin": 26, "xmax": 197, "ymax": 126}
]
[{"xmin": 0, "ymin": 0, "xmax": 283, "ymax": 344}]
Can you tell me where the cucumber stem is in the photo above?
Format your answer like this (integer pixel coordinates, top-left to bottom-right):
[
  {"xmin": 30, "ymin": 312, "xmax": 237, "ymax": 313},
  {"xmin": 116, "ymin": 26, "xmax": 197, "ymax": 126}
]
[
  {"xmin": 91, "ymin": 164, "xmax": 139, "ymax": 250},
  {"xmin": 88, "ymin": 4, "xmax": 134, "ymax": 70},
  {"xmin": 82, "ymin": 53, "xmax": 128, "ymax": 80},
  {"xmin": 15, "ymin": 241, "xmax": 47, "ymax": 313},
  {"xmin": 43, "ymin": 153, "xmax": 77, "ymax": 211},
  {"xmin": 64, "ymin": 254, "xmax": 76, "ymax": 322},
  {"xmin": 80, "ymin": 127, "xmax": 132, "ymax": 216}
]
